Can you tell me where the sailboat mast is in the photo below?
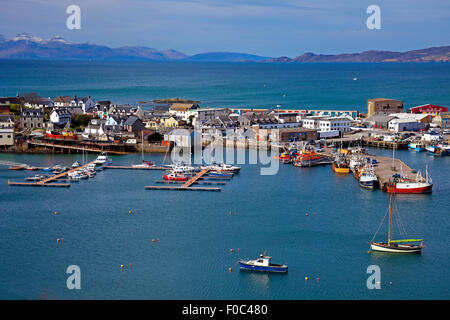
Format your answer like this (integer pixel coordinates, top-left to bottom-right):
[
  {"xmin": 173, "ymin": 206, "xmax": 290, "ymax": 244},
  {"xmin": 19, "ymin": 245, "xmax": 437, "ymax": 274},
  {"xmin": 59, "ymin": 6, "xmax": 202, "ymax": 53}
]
[
  {"xmin": 141, "ymin": 130, "xmax": 144, "ymax": 162},
  {"xmin": 388, "ymin": 194, "xmax": 392, "ymax": 244}
]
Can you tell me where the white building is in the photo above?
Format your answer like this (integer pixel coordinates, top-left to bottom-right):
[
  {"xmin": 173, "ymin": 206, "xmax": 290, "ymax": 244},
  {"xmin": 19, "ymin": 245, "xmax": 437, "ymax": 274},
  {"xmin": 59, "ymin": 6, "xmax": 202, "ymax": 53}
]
[
  {"xmin": 50, "ymin": 108, "xmax": 72, "ymax": 126},
  {"xmin": 0, "ymin": 115, "xmax": 14, "ymax": 129},
  {"xmin": 0, "ymin": 128, "xmax": 14, "ymax": 146},
  {"xmin": 422, "ymin": 132, "xmax": 442, "ymax": 142},
  {"xmin": 302, "ymin": 116, "xmax": 326, "ymax": 129},
  {"xmin": 318, "ymin": 117, "xmax": 351, "ymax": 133},
  {"xmin": 168, "ymin": 103, "xmax": 199, "ymax": 121},
  {"xmin": 388, "ymin": 118, "xmax": 426, "ymax": 132}
]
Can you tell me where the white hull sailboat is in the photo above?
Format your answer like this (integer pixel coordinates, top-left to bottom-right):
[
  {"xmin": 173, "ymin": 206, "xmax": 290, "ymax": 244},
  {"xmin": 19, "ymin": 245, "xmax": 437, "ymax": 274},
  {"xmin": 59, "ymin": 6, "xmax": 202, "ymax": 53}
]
[
  {"xmin": 369, "ymin": 194, "xmax": 423, "ymax": 254},
  {"xmin": 132, "ymin": 131, "xmax": 155, "ymax": 168}
]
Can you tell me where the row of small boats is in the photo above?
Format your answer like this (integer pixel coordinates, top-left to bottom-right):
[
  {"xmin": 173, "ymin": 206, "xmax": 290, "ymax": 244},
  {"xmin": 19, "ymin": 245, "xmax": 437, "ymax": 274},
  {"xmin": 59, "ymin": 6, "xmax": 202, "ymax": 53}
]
[
  {"xmin": 162, "ymin": 163, "xmax": 241, "ymax": 181},
  {"xmin": 408, "ymin": 142, "xmax": 449, "ymax": 156}
]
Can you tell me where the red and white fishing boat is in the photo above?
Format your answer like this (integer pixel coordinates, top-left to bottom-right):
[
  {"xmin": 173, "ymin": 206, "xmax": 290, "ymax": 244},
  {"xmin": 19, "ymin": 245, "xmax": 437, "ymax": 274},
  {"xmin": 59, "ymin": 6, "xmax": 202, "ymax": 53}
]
[
  {"xmin": 387, "ymin": 167, "xmax": 432, "ymax": 194},
  {"xmin": 163, "ymin": 173, "xmax": 188, "ymax": 181}
]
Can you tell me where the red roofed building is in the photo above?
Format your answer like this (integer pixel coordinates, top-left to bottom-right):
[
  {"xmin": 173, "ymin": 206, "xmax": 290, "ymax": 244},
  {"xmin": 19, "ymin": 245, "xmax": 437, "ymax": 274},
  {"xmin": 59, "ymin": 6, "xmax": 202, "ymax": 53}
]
[{"xmin": 409, "ymin": 104, "xmax": 447, "ymax": 115}]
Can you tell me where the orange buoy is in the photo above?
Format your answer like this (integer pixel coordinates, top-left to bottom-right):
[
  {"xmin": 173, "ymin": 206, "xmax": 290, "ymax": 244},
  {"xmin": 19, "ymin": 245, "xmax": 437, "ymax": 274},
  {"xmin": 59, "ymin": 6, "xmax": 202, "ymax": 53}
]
[
  {"xmin": 229, "ymin": 249, "xmax": 233, "ymax": 252},
  {"xmin": 120, "ymin": 264, "xmax": 124, "ymax": 269},
  {"xmin": 228, "ymin": 267, "xmax": 232, "ymax": 272},
  {"xmin": 56, "ymin": 238, "xmax": 60, "ymax": 243},
  {"xmin": 305, "ymin": 276, "xmax": 309, "ymax": 281}
]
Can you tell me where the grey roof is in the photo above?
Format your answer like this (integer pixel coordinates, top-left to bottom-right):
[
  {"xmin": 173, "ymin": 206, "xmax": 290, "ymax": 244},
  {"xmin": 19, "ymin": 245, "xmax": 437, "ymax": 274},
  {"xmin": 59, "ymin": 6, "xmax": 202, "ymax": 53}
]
[
  {"xmin": 0, "ymin": 114, "xmax": 14, "ymax": 122},
  {"xmin": 124, "ymin": 116, "xmax": 139, "ymax": 126},
  {"xmin": 365, "ymin": 114, "xmax": 398, "ymax": 123},
  {"xmin": 21, "ymin": 109, "xmax": 43, "ymax": 117},
  {"xmin": 52, "ymin": 108, "xmax": 71, "ymax": 116}
]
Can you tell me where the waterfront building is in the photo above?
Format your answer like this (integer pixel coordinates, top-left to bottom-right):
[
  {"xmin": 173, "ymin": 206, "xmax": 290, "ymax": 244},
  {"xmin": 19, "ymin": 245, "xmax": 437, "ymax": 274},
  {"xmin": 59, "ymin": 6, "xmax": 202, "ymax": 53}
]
[
  {"xmin": 364, "ymin": 114, "xmax": 398, "ymax": 129},
  {"xmin": 20, "ymin": 109, "xmax": 44, "ymax": 130},
  {"xmin": 389, "ymin": 113, "xmax": 433, "ymax": 123},
  {"xmin": 388, "ymin": 118, "xmax": 426, "ymax": 132},
  {"xmin": 302, "ymin": 116, "xmax": 326, "ymax": 129},
  {"xmin": 318, "ymin": 117, "xmax": 351, "ymax": 133},
  {"xmin": 408, "ymin": 104, "xmax": 447, "ymax": 115},
  {"xmin": 84, "ymin": 119, "xmax": 107, "ymax": 138},
  {"xmin": 0, "ymin": 114, "xmax": 14, "ymax": 128},
  {"xmin": 422, "ymin": 132, "xmax": 443, "ymax": 142},
  {"xmin": 367, "ymin": 98, "xmax": 403, "ymax": 117},
  {"xmin": 0, "ymin": 128, "xmax": 14, "ymax": 146},
  {"xmin": 253, "ymin": 126, "xmax": 318, "ymax": 142}
]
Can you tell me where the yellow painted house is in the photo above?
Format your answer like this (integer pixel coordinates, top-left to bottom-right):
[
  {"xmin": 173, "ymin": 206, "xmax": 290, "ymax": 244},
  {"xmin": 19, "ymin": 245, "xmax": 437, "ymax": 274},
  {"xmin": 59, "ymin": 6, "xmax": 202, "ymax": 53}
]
[{"xmin": 162, "ymin": 116, "xmax": 181, "ymax": 128}]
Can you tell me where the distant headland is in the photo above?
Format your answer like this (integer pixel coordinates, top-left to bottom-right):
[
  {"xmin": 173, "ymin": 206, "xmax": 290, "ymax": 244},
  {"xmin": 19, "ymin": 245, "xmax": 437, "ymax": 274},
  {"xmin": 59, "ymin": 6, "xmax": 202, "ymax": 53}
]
[{"xmin": 0, "ymin": 33, "xmax": 448, "ymax": 63}]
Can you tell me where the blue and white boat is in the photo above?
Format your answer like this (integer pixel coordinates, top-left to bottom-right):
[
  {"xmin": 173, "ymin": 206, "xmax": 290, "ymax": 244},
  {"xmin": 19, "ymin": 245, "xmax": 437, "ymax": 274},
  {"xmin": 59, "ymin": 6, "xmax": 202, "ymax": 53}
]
[
  {"xmin": 239, "ymin": 254, "xmax": 288, "ymax": 273},
  {"xmin": 208, "ymin": 171, "xmax": 233, "ymax": 177},
  {"xmin": 408, "ymin": 142, "xmax": 425, "ymax": 152}
]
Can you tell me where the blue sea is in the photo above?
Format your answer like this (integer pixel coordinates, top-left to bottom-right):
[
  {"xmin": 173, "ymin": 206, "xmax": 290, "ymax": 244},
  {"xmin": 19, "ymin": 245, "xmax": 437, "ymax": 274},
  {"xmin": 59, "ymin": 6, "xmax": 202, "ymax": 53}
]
[
  {"xmin": 0, "ymin": 61, "xmax": 449, "ymax": 300},
  {"xmin": 1, "ymin": 60, "xmax": 450, "ymax": 111}
]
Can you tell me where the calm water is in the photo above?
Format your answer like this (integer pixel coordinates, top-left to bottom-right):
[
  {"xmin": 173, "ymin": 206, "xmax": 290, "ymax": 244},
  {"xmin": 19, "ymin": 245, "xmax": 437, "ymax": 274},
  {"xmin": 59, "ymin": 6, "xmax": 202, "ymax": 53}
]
[
  {"xmin": 0, "ymin": 60, "xmax": 450, "ymax": 110},
  {"xmin": 0, "ymin": 61, "xmax": 449, "ymax": 299},
  {"xmin": 0, "ymin": 148, "xmax": 449, "ymax": 299}
]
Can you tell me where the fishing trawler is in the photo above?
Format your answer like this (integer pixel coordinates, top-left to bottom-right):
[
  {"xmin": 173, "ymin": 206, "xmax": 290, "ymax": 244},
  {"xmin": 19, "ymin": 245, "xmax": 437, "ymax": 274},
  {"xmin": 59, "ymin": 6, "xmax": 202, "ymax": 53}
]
[
  {"xmin": 370, "ymin": 195, "xmax": 423, "ymax": 253},
  {"xmin": 386, "ymin": 167, "xmax": 432, "ymax": 194},
  {"xmin": 239, "ymin": 254, "xmax": 288, "ymax": 273},
  {"xmin": 408, "ymin": 142, "xmax": 425, "ymax": 152},
  {"xmin": 359, "ymin": 166, "xmax": 378, "ymax": 189},
  {"xmin": 332, "ymin": 154, "xmax": 350, "ymax": 174}
]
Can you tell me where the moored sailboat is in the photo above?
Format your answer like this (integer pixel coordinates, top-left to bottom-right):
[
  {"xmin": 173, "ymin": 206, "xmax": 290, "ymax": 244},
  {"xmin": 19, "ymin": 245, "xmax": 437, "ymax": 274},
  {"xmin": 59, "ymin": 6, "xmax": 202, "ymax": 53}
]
[{"xmin": 369, "ymin": 194, "xmax": 423, "ymax": 253}]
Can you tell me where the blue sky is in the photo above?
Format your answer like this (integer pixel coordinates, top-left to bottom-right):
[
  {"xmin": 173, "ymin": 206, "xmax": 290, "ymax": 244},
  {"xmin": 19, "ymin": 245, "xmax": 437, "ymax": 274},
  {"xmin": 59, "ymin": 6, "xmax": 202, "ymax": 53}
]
[{"xmin": 0, "ymin": 0, "xmax": 449, "ymax": 56}]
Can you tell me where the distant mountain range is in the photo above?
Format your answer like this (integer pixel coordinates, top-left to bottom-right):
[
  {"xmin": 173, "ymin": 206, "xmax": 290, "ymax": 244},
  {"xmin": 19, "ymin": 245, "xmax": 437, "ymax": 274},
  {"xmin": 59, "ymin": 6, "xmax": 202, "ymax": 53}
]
[
  {"xmin": 0, "ymin": 33, "xmax": 187, "ymax": 61},
  {"xmin": 0, "ymin": 33, "xmax": 448, "ymax": 62},
  {"xmin": 267, "ymin": 46, "xmax": 450, "ymax": 63}
]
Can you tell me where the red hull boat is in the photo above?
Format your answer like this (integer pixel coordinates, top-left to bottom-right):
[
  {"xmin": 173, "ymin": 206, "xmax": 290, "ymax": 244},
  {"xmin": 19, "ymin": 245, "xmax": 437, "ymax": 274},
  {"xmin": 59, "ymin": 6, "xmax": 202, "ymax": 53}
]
[{"xmin": 163, "ymin": 174, "xmax": 187, "ymax": 181}]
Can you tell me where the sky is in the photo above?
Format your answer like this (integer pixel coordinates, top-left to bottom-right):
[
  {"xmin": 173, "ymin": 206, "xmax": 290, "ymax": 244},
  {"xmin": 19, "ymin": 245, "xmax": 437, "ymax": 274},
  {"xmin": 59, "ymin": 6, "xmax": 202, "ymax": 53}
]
[{"xmin": 0, "ymin": 0, "xmax": 449, "ymax": 57}]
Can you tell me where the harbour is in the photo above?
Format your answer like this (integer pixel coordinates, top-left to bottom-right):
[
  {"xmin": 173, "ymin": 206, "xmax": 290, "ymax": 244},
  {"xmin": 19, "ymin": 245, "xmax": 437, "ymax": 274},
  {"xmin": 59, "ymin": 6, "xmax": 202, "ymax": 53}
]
[
  {"xmin": 0, "ymin": 61, "xmax": 449, "ymax": 300},
  {"xmin": 1, "ymin": 148, "xmax": 448, "ymax": 299}
]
